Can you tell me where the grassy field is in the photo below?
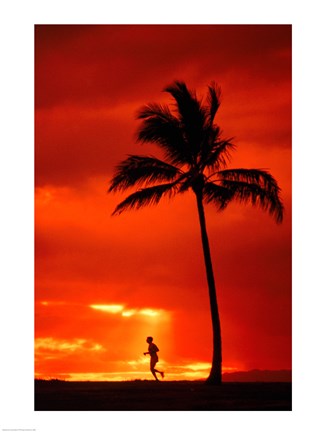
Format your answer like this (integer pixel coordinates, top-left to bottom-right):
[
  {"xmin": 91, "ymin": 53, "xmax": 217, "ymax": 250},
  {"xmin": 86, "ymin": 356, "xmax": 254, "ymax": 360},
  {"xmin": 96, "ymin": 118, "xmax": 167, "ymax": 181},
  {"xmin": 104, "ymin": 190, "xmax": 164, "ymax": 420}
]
[{"xmin": 35, "ymin": 380, "xmax": 292, "ymax": 411}]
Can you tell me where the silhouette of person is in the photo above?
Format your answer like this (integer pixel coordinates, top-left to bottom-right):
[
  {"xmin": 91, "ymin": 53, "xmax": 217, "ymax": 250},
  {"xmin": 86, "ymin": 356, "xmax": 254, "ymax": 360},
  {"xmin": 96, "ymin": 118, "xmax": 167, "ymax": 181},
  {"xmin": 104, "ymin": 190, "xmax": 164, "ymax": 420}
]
[{"xmin": 143, "ymin": 336, "xmax": 164, "ymax": 381}]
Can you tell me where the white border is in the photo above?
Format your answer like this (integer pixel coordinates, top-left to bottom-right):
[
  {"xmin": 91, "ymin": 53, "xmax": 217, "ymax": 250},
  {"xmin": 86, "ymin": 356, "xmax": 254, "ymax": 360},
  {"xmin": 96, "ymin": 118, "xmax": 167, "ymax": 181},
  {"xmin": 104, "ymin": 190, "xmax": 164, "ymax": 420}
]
[{"xmin": 1, "ymin": 0, "xmax": 323, "ymax": 431}]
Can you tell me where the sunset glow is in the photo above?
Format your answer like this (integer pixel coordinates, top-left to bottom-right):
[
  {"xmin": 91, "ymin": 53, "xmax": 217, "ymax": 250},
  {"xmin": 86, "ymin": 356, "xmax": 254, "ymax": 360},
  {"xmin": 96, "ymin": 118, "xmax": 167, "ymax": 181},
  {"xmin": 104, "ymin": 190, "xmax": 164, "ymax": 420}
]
[
  {"xmin": 35, "ymin": 24, "xmax": 291, "ymax": 381},
  {"xmin": 90, "ymin": 304, "xmax": 125, "ymax": 314}
]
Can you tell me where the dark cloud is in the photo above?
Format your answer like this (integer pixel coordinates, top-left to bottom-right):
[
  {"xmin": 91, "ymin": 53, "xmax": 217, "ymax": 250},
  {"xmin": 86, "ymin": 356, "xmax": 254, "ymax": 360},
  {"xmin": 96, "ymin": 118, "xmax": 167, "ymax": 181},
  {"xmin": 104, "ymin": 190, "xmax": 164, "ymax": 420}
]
[
  {"xmin": 35, "ymin": 25, "xmax": 291, "ymax": 109},
  {"xmin": 35, "ymin": 25, "xmax": 291, "ymax": 187}
]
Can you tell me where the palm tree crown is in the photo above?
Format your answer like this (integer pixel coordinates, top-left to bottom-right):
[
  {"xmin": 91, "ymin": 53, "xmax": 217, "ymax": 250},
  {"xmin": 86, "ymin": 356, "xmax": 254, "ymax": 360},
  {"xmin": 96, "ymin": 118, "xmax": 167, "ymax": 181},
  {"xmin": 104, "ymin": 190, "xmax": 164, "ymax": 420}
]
[{"xmin": 109, "ymin": 81, "xmax": 283, "ymax": 223}]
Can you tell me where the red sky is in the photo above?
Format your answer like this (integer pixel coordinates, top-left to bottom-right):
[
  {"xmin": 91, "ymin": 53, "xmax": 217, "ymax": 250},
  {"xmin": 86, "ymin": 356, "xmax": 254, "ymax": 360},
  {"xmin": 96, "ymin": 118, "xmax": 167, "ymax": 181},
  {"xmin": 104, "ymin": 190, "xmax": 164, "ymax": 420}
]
[{"xmin": 35, "ymin": 24, "xmax": 291, "ymax": 381}]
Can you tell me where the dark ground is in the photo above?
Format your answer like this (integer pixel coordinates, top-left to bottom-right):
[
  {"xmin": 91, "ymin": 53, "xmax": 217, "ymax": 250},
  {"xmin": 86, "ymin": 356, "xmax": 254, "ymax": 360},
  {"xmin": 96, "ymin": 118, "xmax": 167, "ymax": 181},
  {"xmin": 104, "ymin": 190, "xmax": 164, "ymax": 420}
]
[{"xmin": 35, "ymin": 380, "xmax": 292, "ymax": 411}]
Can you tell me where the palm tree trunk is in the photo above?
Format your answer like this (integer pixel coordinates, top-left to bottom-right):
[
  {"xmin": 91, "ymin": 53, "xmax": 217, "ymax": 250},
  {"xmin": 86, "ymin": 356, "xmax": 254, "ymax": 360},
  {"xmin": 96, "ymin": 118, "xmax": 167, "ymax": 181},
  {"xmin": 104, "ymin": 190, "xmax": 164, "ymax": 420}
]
[{"xmin": 195, "ymin": 192, "xmax": 222, "ymax": 385}]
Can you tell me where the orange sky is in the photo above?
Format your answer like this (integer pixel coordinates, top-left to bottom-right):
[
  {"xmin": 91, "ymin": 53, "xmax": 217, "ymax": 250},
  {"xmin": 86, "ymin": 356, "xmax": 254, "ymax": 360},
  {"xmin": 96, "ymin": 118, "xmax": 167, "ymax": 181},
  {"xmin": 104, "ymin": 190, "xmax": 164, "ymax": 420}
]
[{"xmin": 35, "ymin": 24, "xmax": 291, "ymax": 381}]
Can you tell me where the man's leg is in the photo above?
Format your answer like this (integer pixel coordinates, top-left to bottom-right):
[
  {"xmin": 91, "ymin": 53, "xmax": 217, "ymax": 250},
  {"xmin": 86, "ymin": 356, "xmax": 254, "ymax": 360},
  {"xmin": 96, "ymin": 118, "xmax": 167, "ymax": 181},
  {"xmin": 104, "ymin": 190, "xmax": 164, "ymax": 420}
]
[
  {"xmin": 152, "ymin": 359, "xmax": 164, "ymax": 379},
  {"xmin": 155, "ymin": 368, "xmax": 164, "ymax": 378},
  {"xmin": 150, "ymin": 359, "xmax": 159, "ymax": 381}
]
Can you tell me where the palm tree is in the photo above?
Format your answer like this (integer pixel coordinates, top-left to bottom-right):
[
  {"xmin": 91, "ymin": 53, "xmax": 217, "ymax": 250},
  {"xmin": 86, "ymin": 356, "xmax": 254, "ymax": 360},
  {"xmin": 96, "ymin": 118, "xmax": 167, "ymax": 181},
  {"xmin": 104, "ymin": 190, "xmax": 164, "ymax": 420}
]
[{"xmin": 108, "ymin": 81, "xmax": 284, "ymax": 385}]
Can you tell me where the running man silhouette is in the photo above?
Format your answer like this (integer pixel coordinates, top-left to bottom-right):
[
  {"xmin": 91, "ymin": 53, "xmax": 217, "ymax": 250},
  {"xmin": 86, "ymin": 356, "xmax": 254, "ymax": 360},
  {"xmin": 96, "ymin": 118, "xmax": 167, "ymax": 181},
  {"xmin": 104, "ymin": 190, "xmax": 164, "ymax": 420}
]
[{"xmin": 143, "ymin": 336, "xmax": 165, "ymax": 381}]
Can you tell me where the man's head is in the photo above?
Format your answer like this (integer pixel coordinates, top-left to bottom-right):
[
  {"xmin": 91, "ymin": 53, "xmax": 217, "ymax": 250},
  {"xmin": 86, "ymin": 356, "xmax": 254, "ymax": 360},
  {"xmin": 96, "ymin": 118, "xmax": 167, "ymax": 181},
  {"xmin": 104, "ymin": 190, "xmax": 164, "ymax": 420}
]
[{"xmin": 146, "ymin": 336, "xmax": 153, "ymax": 343}]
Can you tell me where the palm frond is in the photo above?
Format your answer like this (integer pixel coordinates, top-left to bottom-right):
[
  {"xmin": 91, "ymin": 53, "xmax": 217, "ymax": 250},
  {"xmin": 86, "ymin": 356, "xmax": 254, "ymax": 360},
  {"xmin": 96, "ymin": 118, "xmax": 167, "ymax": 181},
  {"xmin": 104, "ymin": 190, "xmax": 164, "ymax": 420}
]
[
  {"xmin": 177, "ymin": 172, "xmax": 199, "ymax": 194},
  {"xmin": 164, "ymin": 81, "xmax": 197, "ymax": 117},
  {"xmin": 136, "ymin": 103, "xmax": 192, "ymax": 165},
  {"xmin": 202, "ymin": 181, "xmax": 235, "ymax": 210},
  {"xmin": 201, "ymin": 137, "xmax": 235, "ymax": 171},
  {"xmin": 137, "ymin": 103, "xmax": 176, "ymax": 121},
  {"xmin": 108, "ymin": 155, "xmax": 182, "ymax": 192},
  {"xmin": 164, "ymin": 81, "xmax": 207, "ymax": 158},
  {"xmin": 111, "ymin": 182, "xmax": 179, "ymax": 215},
  {"xmin": 206, "ymin": 82, "xmax": 221, "ymax": 125},
  {"xmin": 219, "ymin": 168, "xmax": 280, "ymax": 192},
  {"xmin": 218, "ymin": 170, "xmax": 284, "ymax": 223}
]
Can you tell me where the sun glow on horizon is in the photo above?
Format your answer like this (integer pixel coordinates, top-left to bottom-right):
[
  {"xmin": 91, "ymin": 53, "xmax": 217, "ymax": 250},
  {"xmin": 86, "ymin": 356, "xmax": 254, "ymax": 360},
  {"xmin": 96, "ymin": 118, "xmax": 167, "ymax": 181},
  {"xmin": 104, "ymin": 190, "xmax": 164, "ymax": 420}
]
[
  {"xmin": 139, "ymin": 308, "xmax": 159, "ymax": 317},
  {"xmin": 121, "ymin": 309, "xmax": 136, "ymax": 317},
  {"xmin": 90, "ymin": 304, "xmax": 124, "ymax": 313},
  {"xmin": 89, "ymin": 304, "xmax": 168, "ymax": 320},
  {"xmin": 34, "ymin": 360, "xmax": 240, "ymax": 382}
]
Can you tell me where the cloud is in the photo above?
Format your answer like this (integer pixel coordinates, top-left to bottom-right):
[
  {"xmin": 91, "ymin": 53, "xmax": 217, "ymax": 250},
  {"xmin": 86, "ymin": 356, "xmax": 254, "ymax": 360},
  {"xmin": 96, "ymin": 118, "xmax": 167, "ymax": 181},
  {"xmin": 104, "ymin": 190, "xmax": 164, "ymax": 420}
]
[
  {"xmin": 90, "ymin": 304, "xmax": 124, "ymax": 313},
  {"xmin": 89, "ymin": 304, "xmax": 170, "ymax": 320},
  {"xmin": 35, "ymin": 25, "xmax": 291, "ymax": 110},
  {"xmin": 35, "ymin": 337, "xmax": 105, "ymax": 354}
]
